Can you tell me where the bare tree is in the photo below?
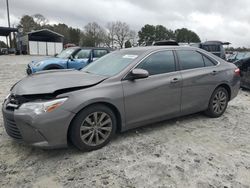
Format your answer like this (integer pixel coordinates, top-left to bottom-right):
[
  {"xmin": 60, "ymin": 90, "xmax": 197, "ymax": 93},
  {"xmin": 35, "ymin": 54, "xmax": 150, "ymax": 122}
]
[
  {"xmin": 33, "ymin": 14, "xmax": 48, "ymax": 26},
  {"xmin": 105, "ymin": 22, "xmax": 116, "ymax": 48},
  {"xmin": 81, "ymin": 22, "xmax": 105, "ymax": 47},
  {"xmin": 129, "ymin": 30, "xmax": 137, "ymax": 46},
  {"xmin": 113, "ymin": 21, "xmax": 131, "ymax": 49}
]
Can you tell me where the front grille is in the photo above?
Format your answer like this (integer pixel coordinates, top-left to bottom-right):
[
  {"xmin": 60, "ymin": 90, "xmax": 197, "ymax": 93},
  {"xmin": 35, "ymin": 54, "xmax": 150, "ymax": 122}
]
[
  {"xmin": 3, "ymin": 116, "xmax": 22, "ymax": 139},
  {"xmin": 6, "ymin": 94, "xmax": 28, "ymax": 110}
]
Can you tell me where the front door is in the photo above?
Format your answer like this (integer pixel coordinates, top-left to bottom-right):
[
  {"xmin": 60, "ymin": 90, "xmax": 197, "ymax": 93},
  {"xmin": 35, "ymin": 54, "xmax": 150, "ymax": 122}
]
[
  {"xmin": 122, "ymin": 50, "xmax": 182, "ymax": 128},
  {"xmin": 68, "ymin": 49, "xmax": 91, "ymax": 69}
]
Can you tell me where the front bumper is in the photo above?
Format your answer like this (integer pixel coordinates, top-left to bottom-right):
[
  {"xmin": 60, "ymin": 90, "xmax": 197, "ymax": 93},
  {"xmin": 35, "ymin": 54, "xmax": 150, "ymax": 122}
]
[{"xmin": 2, "ymin": 100, "xmax": 75, "ymax": 149}]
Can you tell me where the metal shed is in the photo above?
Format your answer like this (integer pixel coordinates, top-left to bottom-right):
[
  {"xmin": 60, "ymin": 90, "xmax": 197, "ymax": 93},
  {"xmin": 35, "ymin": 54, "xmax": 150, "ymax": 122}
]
[{"xmin": 22, "ymin": 29, "xmax": 64, "ymax": 56}]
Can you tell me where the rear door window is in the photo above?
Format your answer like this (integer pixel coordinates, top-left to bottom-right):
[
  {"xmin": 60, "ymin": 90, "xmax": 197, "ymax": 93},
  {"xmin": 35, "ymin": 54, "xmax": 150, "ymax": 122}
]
[
  {"xmin": 177, "ymin": 50, "xmax": 204, "ymax": 70},
  {"xmin": 203, "ymin": 55, "xmax": 216, "ymax": 67},
  {"xmin": 137, "ymin": 50, "xmax": 176, "ymax": 75}
]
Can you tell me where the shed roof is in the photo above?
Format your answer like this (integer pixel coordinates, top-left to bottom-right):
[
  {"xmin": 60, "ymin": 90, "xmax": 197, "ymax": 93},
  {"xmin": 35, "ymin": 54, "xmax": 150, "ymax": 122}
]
[
  {"xmin": 28, "ymin": 29, "xmax": 64, "ymax": 42},
  {"xmin": 0, "ymin": 26, "xmax": 18, "ymax": 36}
]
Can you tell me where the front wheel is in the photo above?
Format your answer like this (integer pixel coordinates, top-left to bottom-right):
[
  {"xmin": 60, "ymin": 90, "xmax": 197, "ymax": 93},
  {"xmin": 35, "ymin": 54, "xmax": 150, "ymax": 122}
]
[
  {"xmin": 205, "ymin": 87, "xmax": 229, "ymax": 118},
  {"xmin": 69, "ymin": 105, "xmax": 116, "ymax": 151}
]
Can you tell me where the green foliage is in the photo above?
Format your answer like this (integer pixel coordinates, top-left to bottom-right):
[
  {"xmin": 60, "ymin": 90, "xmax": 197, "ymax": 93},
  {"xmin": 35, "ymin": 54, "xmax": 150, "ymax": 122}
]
[
  {"xmin": 175, "ymin": 28, "xmax": 201, "ymax": 43},
  {"xmin": 138, "ymin": 25, "xmax": 200, "ymax": 45},
  {"xmin": 18, "ymin": 15, "xmax": 39, "ymax": 33},
  {"xmin": 18, "ymin": 14, "xmax": 81, "ymax": 45},
  {"xmin": 125, "ymin": 40, "xmax": 132, "ymax": 48},
  {"xmin": 0, "ymin": 41, "xmax": 7, "ymax": 48},
  {"xmin": 138, "ymin": 24, "xmax": 155, "ymax": 45}
]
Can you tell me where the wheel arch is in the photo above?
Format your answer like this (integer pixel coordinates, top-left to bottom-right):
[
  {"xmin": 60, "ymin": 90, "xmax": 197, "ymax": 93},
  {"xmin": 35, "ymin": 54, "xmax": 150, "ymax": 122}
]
[
  {"xmin": 216, "ymin": 83, "xmax": 231, "ymax": 100},
  {"xmin": 43, "ymin": 64, "xmax": 64, "ymax": 70},
  {"xmin": 67, "ymin": 102, "xmax": 123, "ymax": 142}
]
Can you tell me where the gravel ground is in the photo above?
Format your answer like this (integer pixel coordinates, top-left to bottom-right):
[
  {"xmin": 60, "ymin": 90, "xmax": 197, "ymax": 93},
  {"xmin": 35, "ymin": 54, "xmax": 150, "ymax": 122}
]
[{"xmin": 0, "ymin": 55, "xmax": 250, "ymax": 188}]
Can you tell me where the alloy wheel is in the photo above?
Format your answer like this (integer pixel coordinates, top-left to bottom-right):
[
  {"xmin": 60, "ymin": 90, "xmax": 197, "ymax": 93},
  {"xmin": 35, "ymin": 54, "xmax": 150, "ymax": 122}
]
[
  {"xmin": 80, "ymin": 112, "xmax": 112, "ymax": 146},
  {"xmin": 212, "ymin": 90, "xmax": 227, "ymax": 114}
]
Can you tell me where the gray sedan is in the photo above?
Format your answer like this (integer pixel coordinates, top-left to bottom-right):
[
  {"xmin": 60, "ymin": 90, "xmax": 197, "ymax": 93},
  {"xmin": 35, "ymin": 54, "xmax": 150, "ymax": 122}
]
[{"xmin": 2, "ymin": 46, "xmax": 240, "ymax": 151}]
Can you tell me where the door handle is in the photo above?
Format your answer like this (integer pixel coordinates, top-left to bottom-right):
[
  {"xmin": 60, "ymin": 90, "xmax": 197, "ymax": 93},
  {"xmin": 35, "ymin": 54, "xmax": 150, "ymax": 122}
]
[
  {"xmin": 170, "ymin": 78, "xmax": 179, "ymax": 83},
  {"xmin": 211, "ymin": 70, "xmax": 217, "ymax": 75}
]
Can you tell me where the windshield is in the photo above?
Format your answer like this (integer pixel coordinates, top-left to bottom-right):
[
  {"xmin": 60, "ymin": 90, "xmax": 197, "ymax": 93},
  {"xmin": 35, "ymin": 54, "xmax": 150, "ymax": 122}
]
[
  {"xmin": 82, "ymin": 51, "xmax": 141, "ymax": 76},
  {"xmin": 56, "ymin": 48, "xmax": 75, "ymax": 59}
]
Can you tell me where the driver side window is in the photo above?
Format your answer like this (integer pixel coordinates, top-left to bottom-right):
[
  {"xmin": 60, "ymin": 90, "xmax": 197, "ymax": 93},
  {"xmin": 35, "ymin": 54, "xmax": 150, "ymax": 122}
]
[
  {"xmin": 137, "ymin": 50, "xmax": 176, "ymax": 76},
  {"xmin": 74, "ymin": 50, "xmax": 90, "ymax": 59}
]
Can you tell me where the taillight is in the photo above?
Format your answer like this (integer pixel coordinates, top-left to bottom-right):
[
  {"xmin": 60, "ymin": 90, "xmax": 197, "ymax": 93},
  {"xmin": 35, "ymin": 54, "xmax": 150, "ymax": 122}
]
[{"xmin": 234, "ymin": 68, "xmax": 240, "ymax": 76}]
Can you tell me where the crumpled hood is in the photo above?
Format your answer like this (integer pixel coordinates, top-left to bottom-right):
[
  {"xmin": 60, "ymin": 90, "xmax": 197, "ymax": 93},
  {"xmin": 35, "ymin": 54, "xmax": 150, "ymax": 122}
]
[{"xmin": 11, "ymin": 70, "xmax": 107, "ymax": 95}]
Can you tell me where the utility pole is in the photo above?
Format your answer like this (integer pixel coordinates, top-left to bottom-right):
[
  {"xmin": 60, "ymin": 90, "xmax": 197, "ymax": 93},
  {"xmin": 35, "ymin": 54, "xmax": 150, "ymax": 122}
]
[{"xmin": 6, "ymin": 0, "xmax": 11, "ymax": 48}]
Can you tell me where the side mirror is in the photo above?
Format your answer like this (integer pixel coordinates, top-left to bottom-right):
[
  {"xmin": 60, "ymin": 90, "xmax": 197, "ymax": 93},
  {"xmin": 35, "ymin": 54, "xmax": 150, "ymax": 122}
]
[
  {"xmin": 69, "ymin": 55, "xmax": 74, "ymax": 61},
  {"xmin": 129, "ymin": 68, "xmax": 149, "ymax": 80}
]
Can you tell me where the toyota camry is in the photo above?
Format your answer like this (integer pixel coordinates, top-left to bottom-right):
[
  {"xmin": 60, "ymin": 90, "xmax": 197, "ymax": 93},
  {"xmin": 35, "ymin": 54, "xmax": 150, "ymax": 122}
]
[{"xmin": 2, "ymin": 46, "xmax": 240, "ymax": 151}]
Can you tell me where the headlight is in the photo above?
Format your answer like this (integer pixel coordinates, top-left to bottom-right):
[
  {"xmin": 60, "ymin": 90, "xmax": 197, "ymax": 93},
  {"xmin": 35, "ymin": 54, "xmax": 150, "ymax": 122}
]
[
  {"xmin": 19, "ymin": 98, "xmax": 68, "ymax": 115},
  {"xmin": 33, "ymin": 61, "xmax": 44, "ymax": 67},
  {"xmin": 5, "ymin": 93, "xmax": 10, "ymax": 100}
]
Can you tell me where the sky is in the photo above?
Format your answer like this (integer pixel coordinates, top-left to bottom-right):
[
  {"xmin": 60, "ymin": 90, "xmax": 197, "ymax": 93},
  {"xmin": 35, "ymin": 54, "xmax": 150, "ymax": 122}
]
[{"xmin": 0, "ymin": 0, "xmax": 250, "ymax": 47}]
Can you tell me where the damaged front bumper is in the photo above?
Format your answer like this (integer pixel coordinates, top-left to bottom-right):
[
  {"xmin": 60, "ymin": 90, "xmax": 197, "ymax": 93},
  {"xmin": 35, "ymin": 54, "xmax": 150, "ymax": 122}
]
[{"xmin": 2, "ymin": 97, "xmax": 75, "ymax": 149}]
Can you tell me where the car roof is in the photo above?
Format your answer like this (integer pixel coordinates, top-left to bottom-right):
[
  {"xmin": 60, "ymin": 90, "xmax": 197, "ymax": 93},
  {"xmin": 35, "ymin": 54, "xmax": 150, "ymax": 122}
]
[
  {"xmin": 68, "ymin": 47, "xmax": 111, "ymax": 51},
  {"xmin": 119, "ymin": 46, "xmax": 199, "ymax": 53}
]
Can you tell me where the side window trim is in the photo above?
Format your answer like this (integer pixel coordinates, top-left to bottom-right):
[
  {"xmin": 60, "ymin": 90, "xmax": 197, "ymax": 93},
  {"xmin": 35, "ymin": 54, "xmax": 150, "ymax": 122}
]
[
  {"xmin": 122, "ymin": 49, "xmax": 177, "ymax": 80},
  {"xmin": 135, "ymin": 50, "xmax": 177, "ymax": 77},
  {"xmin": 176, "ymin": 49, "xmax": 219, "ymax": 71}
]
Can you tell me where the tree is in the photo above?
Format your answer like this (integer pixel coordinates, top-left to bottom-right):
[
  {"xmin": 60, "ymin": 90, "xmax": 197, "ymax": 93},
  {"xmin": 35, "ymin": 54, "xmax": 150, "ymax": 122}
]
[
  {"xmin": 33, "ymin": 14, "xmax": 48, "ymax": 26},
  {"xmin": 138, "ymin": 24, "xmax": 156, "ymax": 45},
  {"xmin": 155, "ymin": 25, "xmax": 175, "ymax": 41},
  {"xmin": 113, "ymin": 21, "xmax": 131, "ymax": 48},
  {"xmin": 125, "ymin": 40, "xmax": 132, "ymax": 48},
  {"xmin": 138, "ymin": 24, "xmax": 176, "ymax": 45},
  {"xmin": 18, "ymin": 15, "xmax": 38, "ymax": 33},
  {"xmin": 68, "ymin": 27, "xmax": 81, "ymax": 45},
  {"xmin": 46, "ymin": 23, "xmax": 70, "ymax": 44},
  {"xmin": 0, "ymin": 41, "xmax": 7, "ymax": 48},
  {"xmin": 80, "ymin": 22, "xmax": 105, "ymax": 47},
  {"xmin": 175, "ymin": 28, "xmax": 201, "ymax": 43},
  {"xmin": 105, "ymin": 22, "xmax": 116, "ymax": 48}
]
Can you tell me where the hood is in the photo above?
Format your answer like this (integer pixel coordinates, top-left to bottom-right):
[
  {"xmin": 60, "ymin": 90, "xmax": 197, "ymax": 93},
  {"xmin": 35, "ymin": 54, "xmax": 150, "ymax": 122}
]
[
  {"xmin": 30, "ymin": 57, "xmax": 67, "ymax": 66},
  {"xmin": 11, "ymin": 70, "xmax": 107, "ymax": 95}
]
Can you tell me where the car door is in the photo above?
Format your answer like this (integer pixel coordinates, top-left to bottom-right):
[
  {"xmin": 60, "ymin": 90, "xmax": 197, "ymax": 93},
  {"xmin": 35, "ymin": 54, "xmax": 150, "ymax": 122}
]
[
  {"xmin": 176, "ymin": 50, "xmax": 222, "ymax": 115},
  {"xmin": 122, "ymin": 50, "xmax": 182, "ymax": 128},
  {"xmin": 68, "ymin": 49, "xmax": 91, "ymax": 69}
]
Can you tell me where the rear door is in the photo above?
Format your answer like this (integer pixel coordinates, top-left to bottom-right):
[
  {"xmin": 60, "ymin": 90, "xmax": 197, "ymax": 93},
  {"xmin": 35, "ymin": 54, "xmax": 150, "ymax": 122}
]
[
  {"xmin": 122, "ymin": 50, "xmax": 182, "ymax": 127},
  {"xmin": 176, "ymin": 50, "xmax": 222, "ymax": 115}
]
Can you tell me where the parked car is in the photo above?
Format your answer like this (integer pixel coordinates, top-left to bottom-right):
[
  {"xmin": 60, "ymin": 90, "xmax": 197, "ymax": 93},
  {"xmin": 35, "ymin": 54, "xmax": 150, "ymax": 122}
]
[
  {"xmin": 234, "ymin": 57, "xmax": 250, "ymax": 89},
  {"xmin": 3, "ymin": 46, "xmax": 240, "ymax": 151},
  {"xmin": 26, "ymin": 47, "xmax": 110, "ymax": 74},
  {"xmin": 191, "ymin": 41, "xmax": 227, "ymax": 60},
  {"xmin": 228, "ymin": 52, "xmax": 250, "ymax": 62}
]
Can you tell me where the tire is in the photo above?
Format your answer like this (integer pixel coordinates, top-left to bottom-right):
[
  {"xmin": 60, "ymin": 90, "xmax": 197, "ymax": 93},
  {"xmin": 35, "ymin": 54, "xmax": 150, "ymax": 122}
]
[
  {"xmin": 69, "ymin": 105, "xmax": 117, "ymax": 151},
  {"xmin": 205, "ymin": 87, "xmax": 229, "ymax": 118}
]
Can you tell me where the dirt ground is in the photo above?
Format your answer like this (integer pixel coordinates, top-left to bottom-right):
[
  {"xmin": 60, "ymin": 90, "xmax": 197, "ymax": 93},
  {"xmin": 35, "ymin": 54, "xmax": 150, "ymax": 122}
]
[{"xmin": 0, "ymin": 55, "xmax": 250, "ymax": 188}]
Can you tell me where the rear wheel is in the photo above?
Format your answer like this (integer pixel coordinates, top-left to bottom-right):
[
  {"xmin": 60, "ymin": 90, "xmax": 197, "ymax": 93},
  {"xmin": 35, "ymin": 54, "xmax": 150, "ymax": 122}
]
[
  {"xmin": 69, "ymin": 105, "xmax": 116, "ymax": 151},
  {"xmin": 205, "ymin": 87, "xmax": 229, "ymax": 118}
]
